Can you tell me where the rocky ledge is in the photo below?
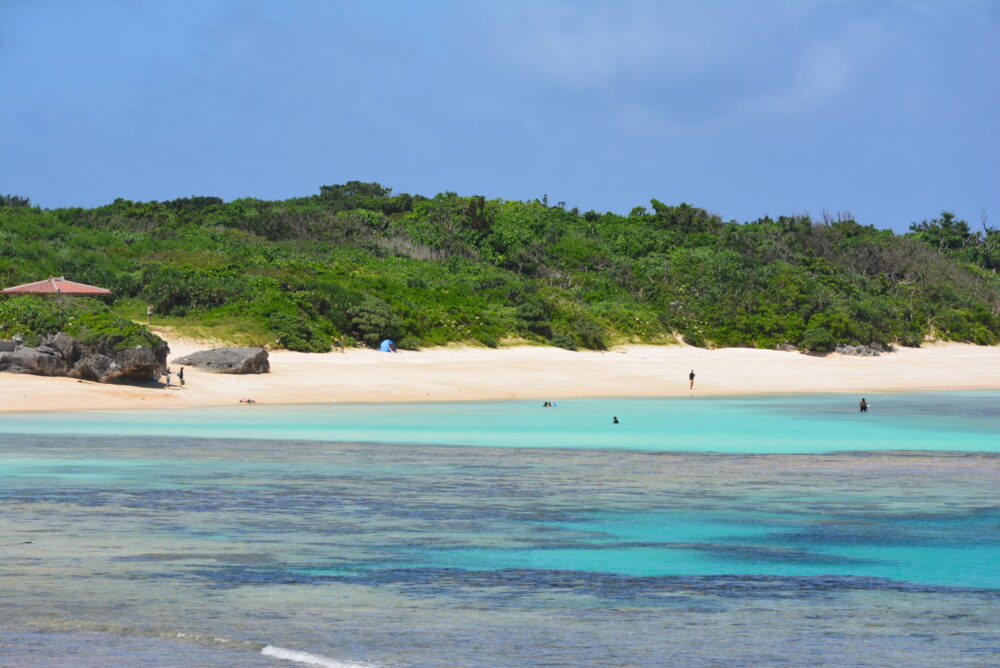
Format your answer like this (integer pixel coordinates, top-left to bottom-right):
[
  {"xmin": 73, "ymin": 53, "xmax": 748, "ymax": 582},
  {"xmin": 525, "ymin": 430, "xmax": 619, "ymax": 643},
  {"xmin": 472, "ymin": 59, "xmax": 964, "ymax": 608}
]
[
  {"xmin": 171, "ymin": 347, "xmax": 269, "ymax": 374},
  {"xmin": 0, "ymin": 332, "xmax": 168, "ymax": 383},
  {"xmin": 835, "ymin": 343, "xmax": 895, "ymax": 356}
]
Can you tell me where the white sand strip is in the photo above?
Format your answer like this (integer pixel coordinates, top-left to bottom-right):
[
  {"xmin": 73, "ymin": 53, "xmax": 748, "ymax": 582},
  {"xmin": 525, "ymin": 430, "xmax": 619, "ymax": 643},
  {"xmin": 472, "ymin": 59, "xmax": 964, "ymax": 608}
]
[{"xmin": 0, "ymin": 338, "xmax": 997, "ymax": 413}]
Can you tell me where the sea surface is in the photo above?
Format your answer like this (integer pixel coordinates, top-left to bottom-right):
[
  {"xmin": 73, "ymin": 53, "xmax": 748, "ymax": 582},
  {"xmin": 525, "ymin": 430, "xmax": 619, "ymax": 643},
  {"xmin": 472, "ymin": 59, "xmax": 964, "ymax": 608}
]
[{"xmin": 1, "ymin": 392, "xmax": 998, "ymax": 667}]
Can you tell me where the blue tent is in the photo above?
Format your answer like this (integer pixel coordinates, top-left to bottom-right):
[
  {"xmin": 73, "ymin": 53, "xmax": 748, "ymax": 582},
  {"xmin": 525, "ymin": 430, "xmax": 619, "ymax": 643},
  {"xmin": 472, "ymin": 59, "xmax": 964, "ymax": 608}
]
[{"xmin": 379, "ymin": 339, "xmax": 395, "ymax": 352}]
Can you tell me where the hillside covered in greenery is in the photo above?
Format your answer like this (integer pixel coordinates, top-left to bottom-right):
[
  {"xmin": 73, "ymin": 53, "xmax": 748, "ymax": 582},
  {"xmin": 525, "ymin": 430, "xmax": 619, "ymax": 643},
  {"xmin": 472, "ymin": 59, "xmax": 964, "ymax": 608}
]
[{"xmin": 0, "ymin": 183, "xmax": 998, "ymax": 352}]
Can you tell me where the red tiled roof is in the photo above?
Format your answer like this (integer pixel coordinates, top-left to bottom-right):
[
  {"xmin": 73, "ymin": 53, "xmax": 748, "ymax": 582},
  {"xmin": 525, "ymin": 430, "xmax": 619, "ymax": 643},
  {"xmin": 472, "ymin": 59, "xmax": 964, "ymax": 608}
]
[{"xmin": 1, "ymin": 276, "xmax": 112, "ymax": 295}]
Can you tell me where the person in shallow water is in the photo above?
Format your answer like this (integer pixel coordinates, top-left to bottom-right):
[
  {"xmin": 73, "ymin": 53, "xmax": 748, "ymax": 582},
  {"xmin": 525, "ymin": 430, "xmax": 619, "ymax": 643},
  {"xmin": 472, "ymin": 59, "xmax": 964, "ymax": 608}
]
[
  {"xmin": 859, "ymin": 398, "xmax": 868, "ymax": 413},
  {"xmin": 613, "ymin": 416, "xmax": 619, "ymax": 424}
]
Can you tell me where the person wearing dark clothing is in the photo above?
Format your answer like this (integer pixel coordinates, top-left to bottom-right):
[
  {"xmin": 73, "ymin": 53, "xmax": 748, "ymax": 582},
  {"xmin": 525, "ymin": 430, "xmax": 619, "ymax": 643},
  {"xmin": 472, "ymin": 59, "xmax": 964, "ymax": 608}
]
[
  {"xmin": 689, "ymin": 370, "xmax": 696, "ymax": 389},
  {"xmin": 859, "ymin": 398, "xmax": 868, "ymax": 413}
]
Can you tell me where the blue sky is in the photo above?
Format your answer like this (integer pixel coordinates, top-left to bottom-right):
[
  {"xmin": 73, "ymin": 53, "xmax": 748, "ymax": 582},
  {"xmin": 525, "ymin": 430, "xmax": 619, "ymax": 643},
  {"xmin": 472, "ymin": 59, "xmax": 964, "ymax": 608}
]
[{"xmin": 1, "ymin": 0, "xmax": 997, "ymax": 232}]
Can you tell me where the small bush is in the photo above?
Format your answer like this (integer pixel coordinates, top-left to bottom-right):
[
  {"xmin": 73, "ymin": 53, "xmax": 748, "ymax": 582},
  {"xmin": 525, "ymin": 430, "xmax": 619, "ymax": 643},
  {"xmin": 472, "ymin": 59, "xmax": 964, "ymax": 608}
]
[
  {"xmin": 267, "ymin": 312, "xmax": 331, "ymax": 352},
  {"xmin": 347, "ymin": 297, "xmax": 399, "ymax": 347},
  {"xmin": 575, "ymin": 319, "xmax": 606, "ymax": 350},
  {"xmin": 550, "ymin": 332, "xmax": 577, "ymax": 350},
  {"xmin": 396, "ymin": 336, "xmax": 421, "ymax": 350},
  {"xmin": 798, "ymin": 326, "xmax": 836, "ymax": 353}
]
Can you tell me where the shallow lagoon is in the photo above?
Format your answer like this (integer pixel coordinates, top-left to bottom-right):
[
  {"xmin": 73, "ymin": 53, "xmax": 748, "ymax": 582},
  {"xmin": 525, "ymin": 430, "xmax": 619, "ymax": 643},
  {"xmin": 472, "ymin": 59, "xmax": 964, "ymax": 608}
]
[
  {"xmin": 2, "ymin": 391, "xmax": 999, "ymax": 453},
  {"xmin": 1, "ymin": 392, "xmax": 998, "ymax": 666}
]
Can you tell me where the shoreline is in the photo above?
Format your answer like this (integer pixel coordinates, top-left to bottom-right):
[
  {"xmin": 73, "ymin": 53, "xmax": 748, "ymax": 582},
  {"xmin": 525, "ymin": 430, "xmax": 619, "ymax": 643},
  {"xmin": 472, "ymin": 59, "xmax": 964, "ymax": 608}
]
[{"xmin": 0, "ymin": 339, "xmax": 998, "ymax": 413}]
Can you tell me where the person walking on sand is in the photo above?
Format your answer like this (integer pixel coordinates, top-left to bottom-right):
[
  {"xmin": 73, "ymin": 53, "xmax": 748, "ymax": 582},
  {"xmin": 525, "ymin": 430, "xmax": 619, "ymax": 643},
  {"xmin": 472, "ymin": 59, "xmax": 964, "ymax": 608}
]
[
  {"xmin": 164, "ymin": 367, "xmax": 171, "ymax": 388},
  {"xmin": 178, "ymin": 367, "xmax": 185, "ymax": 387},
  {"xmin": 146, "ymin": 303, "xmax": 153, "ymax": 324},
  {"xmin": 689, "ymin": 369, "xmax": 696, "ymax": 390},
  {"xmin": 859, "ymin": 397, "xmax": 868, "ymax": 413}
]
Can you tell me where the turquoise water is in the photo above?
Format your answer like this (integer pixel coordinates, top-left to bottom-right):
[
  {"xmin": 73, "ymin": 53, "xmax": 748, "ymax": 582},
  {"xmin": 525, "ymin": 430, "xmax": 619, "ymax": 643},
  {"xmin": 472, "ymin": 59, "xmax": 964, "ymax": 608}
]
[
  {"xmin": 1, "ymin": 391, "xmax": 998, "ymax": 452},
  {"xmin": 1, "ymin": 392, "xmax": 999, "ymax": 666}
]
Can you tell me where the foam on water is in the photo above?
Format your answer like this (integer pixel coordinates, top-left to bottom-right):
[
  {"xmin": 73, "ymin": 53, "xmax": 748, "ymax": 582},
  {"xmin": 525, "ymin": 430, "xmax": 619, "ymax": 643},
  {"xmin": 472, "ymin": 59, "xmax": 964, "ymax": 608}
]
[{"xmin": 261, "ymin": 645, "xmax": 377, "ymax": 668}]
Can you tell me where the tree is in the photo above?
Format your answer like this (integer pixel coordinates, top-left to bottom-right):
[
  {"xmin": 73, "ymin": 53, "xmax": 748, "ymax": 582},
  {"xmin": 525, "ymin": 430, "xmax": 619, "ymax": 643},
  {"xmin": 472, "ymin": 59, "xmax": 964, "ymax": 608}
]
[
  {"xmin": 0, "ymin": 194, "xmax": 31, "ymax": 208},
  {"xmin": 909, "ymin": 211, "xmax": 974, "ymax": 252}
]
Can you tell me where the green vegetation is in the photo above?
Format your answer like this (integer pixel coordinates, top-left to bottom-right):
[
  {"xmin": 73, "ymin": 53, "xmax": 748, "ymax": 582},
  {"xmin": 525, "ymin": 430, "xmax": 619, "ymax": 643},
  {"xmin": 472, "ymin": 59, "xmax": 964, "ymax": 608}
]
[
  {"xmin": 0, "ymin": 183, "xmax": 997, "ymax": 352},
  {"xmin": 0, "ymin": 296, "xmax": 165, "ymax": 350}
]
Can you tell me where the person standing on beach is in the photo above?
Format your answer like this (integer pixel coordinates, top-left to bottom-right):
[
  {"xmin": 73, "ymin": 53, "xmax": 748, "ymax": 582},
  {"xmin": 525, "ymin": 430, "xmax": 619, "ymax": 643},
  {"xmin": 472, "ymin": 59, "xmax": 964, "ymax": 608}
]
[
  {"xmin": 164, "ymin": 367, "xmax": 171, "ymax": 387},
  {"xmin": 859, "ymin": 398, "xmax": 868, "ymax": 413},
  {"xmin": 689, "ymin": 369, "xmax": 696, "ymax": 389},
  {"xmin": 178, "ymin": 367, "xmax": 185, "ymax": 387}
]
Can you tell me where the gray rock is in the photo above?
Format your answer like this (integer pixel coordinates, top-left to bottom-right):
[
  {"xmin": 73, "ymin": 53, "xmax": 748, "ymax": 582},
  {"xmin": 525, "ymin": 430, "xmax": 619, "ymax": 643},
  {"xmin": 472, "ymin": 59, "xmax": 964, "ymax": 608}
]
[
  {"xmin": 0, "ymin": 347, "xmax": 66, "ymax": 376},
  {"xmin": 114, "ymin": 346, "xmax": 163, "ymax": 377},
  {"xmin": 834, "ymin": 342, "xmax": 895, "ymax": 357},
  {"xmin": 0, "ymin": 333, "xmax": 167, "ymax": 383},
  {"xmin": 171, "ymin": 347, "xmax": 269, "ymax": 374},
  {"xmin": 71, "ymin": 353, "xmax": 120, "ymax": 381},
  {"xmin": 41, "ymin": 332, "xmax": 81, "ymax": 362}
]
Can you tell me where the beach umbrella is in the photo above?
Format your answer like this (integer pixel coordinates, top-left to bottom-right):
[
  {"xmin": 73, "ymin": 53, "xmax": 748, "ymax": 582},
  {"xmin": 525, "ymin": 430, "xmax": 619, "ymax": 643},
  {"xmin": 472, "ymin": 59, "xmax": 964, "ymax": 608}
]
[{"xmin": 1, "ymin": 276, "xmax": 112, "ymax": 295}]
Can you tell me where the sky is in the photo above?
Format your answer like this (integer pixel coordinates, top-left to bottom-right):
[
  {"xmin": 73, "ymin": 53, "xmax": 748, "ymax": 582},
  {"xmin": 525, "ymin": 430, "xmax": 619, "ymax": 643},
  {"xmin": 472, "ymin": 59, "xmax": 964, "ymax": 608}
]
[{"xmin": 1, "ymin": 0, "xmax": 997, "ymax": 232}]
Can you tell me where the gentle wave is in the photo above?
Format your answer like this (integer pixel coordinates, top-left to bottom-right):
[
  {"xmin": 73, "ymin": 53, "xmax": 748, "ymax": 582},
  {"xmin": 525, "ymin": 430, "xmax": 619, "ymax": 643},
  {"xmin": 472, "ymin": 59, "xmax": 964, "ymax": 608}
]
[{"xmin": 261, "ymin": 644, "xmax": 378, "ymax": 668}]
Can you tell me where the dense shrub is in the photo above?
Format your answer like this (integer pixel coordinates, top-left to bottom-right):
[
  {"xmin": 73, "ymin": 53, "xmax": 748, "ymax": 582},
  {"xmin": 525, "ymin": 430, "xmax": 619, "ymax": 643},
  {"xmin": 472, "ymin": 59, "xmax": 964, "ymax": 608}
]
[
  {"xmin": 266, "ymin": 312, "xmax": 331, "ymax": 352},
  {"xmin": 798, "ymin": 327, "xmax": 837, "ymax": 353},
  {"xmin": 66, "ymin": 312, "xmax": 166, "ymax": 350},
  {"xmin": 0, "ymin": 184, "xmax": 997, "ymax": 351},
  {"xmin": 550, "ymin": 332, "xmax": 577, "ymax": 350},
  {"xmin": 0, "ymin": 295, "xmax": 72, "ymax": 345},
  {"xmin": 347, "ymin": 297, "xmax": 400, "ymax": 347},
  {"xmin": 0, "ymin": 295, "xmax": 162, "ymax": 350}
]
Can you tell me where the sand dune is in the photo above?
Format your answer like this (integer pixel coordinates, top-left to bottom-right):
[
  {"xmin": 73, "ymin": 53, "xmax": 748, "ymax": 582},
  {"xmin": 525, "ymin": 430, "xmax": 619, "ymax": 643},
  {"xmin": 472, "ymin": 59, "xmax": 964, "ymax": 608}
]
[{"xmin": 0, "ymin": 334, "xmax": 997, "ymax": 413}]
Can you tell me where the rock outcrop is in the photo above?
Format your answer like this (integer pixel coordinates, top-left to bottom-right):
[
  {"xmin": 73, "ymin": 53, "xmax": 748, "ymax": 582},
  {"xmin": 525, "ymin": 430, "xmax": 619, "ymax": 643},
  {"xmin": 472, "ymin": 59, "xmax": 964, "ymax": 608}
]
[
  {"xmin": 171, "ymin": 347, "xmax": 269, "ymax": 374},
  {"xmin": 0, "ymin": 332, "xmax": 167, "ymax": 383},
  {"xmin": 834, "ymin": 343, "xmax": 894, "ymax": 356}
]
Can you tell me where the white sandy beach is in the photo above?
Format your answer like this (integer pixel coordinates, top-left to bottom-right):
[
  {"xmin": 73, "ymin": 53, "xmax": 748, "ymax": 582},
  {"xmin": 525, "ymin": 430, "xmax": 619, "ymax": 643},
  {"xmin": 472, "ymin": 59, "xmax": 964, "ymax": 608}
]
[{"xmin": 0, "ymin": 333, "xmax": 998, "ymax": 412}]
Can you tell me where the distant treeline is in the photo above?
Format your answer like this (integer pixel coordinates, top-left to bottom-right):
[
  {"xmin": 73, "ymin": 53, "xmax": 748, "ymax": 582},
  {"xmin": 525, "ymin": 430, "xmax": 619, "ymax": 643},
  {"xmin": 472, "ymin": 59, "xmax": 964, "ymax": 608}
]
[{"xmin": 0, "ymin": 182, "xmax": 997, "ymax": 352}]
